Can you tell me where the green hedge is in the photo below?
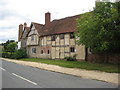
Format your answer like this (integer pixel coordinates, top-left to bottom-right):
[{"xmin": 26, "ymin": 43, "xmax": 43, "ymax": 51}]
[
  {"xmin": 14, "ymin": 49, "xmax": 27, "ymax": 59},
  {"xmin": 0, "ymin": 48, "xmax": 27, "ymax": 59}
]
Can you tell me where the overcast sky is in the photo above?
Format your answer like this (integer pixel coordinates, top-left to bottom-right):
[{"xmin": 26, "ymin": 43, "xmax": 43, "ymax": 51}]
[{"xmin": 0, "ymin": 0, "xmax": 96, "ymax": 43}]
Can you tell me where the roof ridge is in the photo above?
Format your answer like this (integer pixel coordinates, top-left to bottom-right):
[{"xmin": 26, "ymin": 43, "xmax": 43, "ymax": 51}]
[
  {"xmin": 52, "ymin": 14, "xmax": 81, "ymax": 22},
  {"xmin": 32, "ymin": 22, "xmax": 44, "ymax": 25}
]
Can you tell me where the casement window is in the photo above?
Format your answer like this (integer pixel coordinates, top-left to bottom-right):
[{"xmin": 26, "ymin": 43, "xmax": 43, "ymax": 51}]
[
  {"xmin": 31, "ymin": 35, "xmax": 34, "ymax": 41},
  {"xmin": 47, "ymin": 50, "xmax": 50, "ymax": 54},
  {"xmin": 70, "ymin": 33, "xmax": 75, "ymax": 39},
  {"xmin": 51, "ymin": 35, "xmax": 56, "ymax": 41},
  {"xmin": 70, "ymin": 47, "xmax": 75, "ymax": 52},
  {"xmin": 32, "ymin": 48, "xmax": 36, "ymax": 53},
  {"xmin": 41, "ymin": 50, "xmax": 43, "ymax": 54},
  {"xmin": 60, "ymin": 34, "xmax": 64, "ymax": 39}
]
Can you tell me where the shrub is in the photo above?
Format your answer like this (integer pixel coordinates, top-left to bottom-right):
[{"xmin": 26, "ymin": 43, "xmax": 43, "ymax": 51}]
[
  {"xmin": 14, "ymin": 48, "xmax": 27, "ymax": 59},
  {"xmin": 1, "ymin": 48, "xmax": 27, "ymax": 59},
  {"xmin": 64, "ymin": 54, "xmax": 77, "ymax": 61},
  {"xmin": 9, "ymin": 53, "xmax": 16, "ymax": 59},
  {"xmin": 1, "ymin": 52, "xmax": 8, "ymax": 58},
  {"xmin": 1, "ymin": 52, "xmax": 13, "ymax": 58}
]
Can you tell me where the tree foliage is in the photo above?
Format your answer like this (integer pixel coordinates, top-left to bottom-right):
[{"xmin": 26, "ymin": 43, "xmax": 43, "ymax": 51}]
[
  {"xmin": 76, "ymin": 1, "xmax": 120, "ymax": 53},
  {"xmin": 3, "ymin": 40, "xmax": 17, "ymax": 52},
  {"xmin": 2, "ymin": 40, "xmax": 27, "ymax": 59},
  {"xmin": 14, "ymin": 48, "xmax": 27, "ymax": 59},
  {"xmin": 7, "ymin": 42, "xmax": 17, "ymax": 52}
]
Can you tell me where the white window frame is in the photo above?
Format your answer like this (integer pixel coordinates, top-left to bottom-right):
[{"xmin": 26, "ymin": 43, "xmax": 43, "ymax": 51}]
[{"xmin": 31, "ymin": 48, "xmax": 36, "ymax": 54}]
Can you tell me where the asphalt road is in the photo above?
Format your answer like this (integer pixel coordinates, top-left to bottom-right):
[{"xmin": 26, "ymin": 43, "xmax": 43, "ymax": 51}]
[{"xmin": 0, "ymin": 59, "xmax": 118, "ymax": 88}]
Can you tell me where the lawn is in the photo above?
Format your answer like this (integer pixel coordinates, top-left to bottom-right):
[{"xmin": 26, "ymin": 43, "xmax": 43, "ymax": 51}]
[{"xmin": 19, "ymin": 58, "xmax": 119, "ymax": 73}]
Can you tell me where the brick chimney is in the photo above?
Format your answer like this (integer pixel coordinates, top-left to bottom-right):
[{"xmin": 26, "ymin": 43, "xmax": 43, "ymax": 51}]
[
  {"xmin": 45, "ymin": 12, "xmax": 51, "ymax": 26},
  {"xmin": 24, "ymin": 22, "xmax": 27, "ymax": 28},
  {"xmin": 18, "ymin": 24, "xmax": 23, "ymax": 41}
]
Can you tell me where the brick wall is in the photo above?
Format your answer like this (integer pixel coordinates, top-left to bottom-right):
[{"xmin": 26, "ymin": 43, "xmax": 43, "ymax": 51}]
[{"xmin": 87, "ymin": 53, "xmax": 120, "ymax": 64}]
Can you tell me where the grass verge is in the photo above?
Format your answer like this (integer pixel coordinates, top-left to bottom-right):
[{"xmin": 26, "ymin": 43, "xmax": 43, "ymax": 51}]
[{"xmin": 18, "ymin": 58, "xmax": 119, "ymax": 73}]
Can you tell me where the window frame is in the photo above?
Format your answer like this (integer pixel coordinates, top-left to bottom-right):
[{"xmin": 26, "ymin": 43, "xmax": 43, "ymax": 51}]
[
  {"xmin": 70, "ymin": 33, "xmax": 75, "ymax": 39},
  {"xmin": 70, "ymin": 47, "xmax": 75, "ymax": 52},
  {"xmin": 32, "ymin": 48, "xmax": 36, "ymax": 53},
  {"xmin": 47, "ymin": 50, "xmax": 50, "ymax": 54},
  {"xmin": 41, "ymin": 50, "xmax": 43, "ymax": 54},
  {"xmin": 51, "ymin": 35, "xmax": 56, "ymax": 41},
  {"xmin": 60, "ymin": 34, "xmax": 64, "ymax": 39}
]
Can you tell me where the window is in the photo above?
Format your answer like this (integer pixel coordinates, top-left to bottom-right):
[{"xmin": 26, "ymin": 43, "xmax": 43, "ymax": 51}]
[
  {"xmin": 70, "ymin": 33, "xmax": 75, "ymax": 39},
  {"xmin": 60, "ymin": 34, "xmax": 64, "ymax": 39},
  {"xmin": 48, "ymin": 50, "xmax": 50, "ymax": 54},
  {"xmin": 41, "ymin": 50, "xmax": 43, "ymax": 54},
  {"xmin": 32, "ymin": 48, "xmax": 36, "ymax": 53},
  {"xmin": 70, "ymin": 47, "xmax": 75, "ymax": 52},
  {"xmin": 51, "ymin": 35, "xmax": 56, "ymax": 41},
  {"xmin": 31, "ymin": 35, "xmax": 34, "ymax": 41}
]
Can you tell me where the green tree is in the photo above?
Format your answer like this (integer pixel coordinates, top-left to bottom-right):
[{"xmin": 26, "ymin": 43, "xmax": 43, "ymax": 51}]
[
  {"xmin": 76, "ymin": 1, "xmax": 120, "ymax": 54},
  {"xmin": 3, "ymin": 40, "xmax": 16, "ymax": 52},
  {"xmin": 7, "ymin": 42, "xmax": 17, "ymax": 52},
  {"xmin": 3, "ymin": 40, "xmax": 10, "ymax": 52},
  {"xmin": 2, "ymin": 40, "xmax": 17, "ymax": 58}
]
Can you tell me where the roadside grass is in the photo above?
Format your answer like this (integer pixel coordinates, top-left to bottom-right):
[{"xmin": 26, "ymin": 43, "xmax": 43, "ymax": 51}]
[{"xmin": 18, "ymin": 58, "xmax": 119, "ymax": 73}]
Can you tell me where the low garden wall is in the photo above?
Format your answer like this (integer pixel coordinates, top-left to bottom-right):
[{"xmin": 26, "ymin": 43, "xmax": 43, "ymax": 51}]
[{"xmin": 87, "ymin": 53, "xmax": 120, "ymax": 64}]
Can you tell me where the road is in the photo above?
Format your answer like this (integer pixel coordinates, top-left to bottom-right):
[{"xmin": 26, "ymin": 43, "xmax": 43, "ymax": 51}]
[{"xmin": 0, "ymin": 59, "xmax": 118, "ymax": 88}]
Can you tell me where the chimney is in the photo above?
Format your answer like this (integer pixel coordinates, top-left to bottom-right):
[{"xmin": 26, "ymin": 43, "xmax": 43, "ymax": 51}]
[
  {"xmin": 18, "ymin": 24, "xmax": 23, "ymax": 41},
  {"xmin": 24, "ymin": 22, "xmax": 27, "ymax": 28},
  {"xmin": 45, "ymin": 12, "xmax": 51, "ymax": 26}
]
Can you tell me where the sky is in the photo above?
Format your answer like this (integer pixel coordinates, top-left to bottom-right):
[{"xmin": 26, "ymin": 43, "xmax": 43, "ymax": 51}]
[{"xmin": 0, "ymin": 0, "xmax": 97, "ymax": 44}]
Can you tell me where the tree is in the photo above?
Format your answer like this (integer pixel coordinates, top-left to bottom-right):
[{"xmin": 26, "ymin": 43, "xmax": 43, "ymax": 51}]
[
  {"xmin": 7, "ymin": 42, "xmax": 17, "ymax": 52},
  {"xmin": 3, "ymin": 40, "xmax": 16, "ymax": 52},
  {"xmin": 2, "ymin": 40, "xmax": 27, "ymax": 59},
  {"xmin": 76, "ymin": 1, "xmax": 120, "ymax": 54},
  {"xmin": 3, "ymin": 40, "xmax": 10, "ymax": 52},
  {"xmin": 2, "ymin": 40, "xmax": 17, "ymax": 58}
]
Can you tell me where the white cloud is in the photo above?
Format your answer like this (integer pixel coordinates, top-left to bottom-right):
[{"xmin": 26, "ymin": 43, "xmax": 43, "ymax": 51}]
[
  {"xmin": 0, "ymin": 29, "xmax": 17, "ymax": 43},
  {"xmin": 7, "ymin": 0, "xmax": 95, "ymax": 23},
  {"xmin": 0, "ymin": 0, "xmax": 96, "ymax": 43}
]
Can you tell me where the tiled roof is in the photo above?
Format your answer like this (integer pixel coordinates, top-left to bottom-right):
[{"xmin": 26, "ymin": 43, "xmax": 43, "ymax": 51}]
[
  {"xmin": 42, "ymin": 14, "xmax": 80, "ymax": 36},
  {"xmin": 27, "ymin": 14, "xmax": 80, "ymax": 37},
  {"xmin": 31, "ymin": 22, "xmax": 44, "ymax": 36}
]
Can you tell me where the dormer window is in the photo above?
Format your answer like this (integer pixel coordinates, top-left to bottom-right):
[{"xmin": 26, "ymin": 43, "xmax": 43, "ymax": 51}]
[{"xmin": 31, "ymin": 35, "xmax": 34, "ymax": 41}]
